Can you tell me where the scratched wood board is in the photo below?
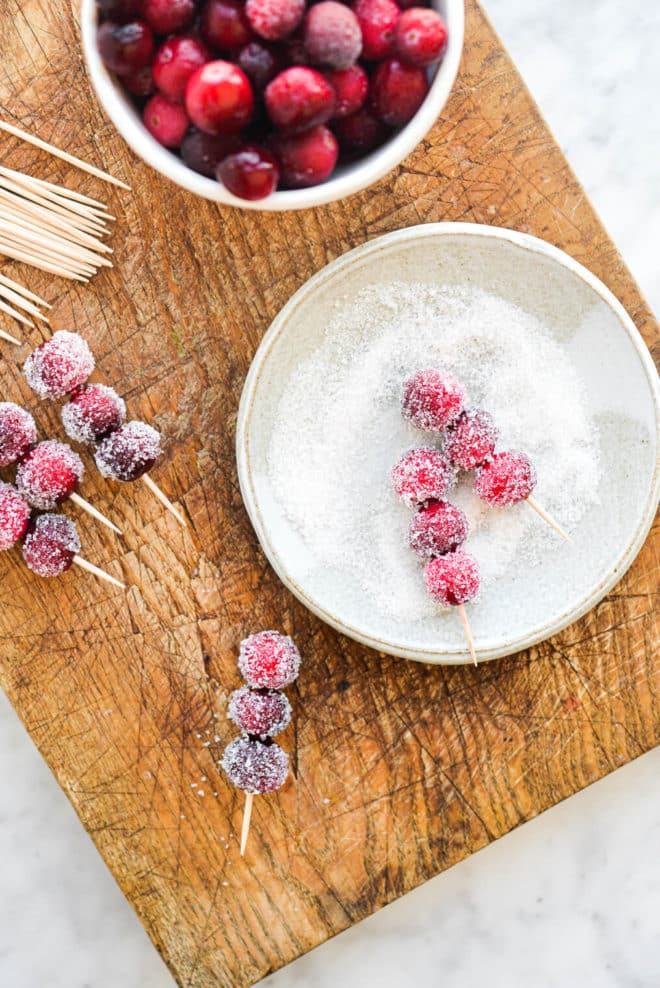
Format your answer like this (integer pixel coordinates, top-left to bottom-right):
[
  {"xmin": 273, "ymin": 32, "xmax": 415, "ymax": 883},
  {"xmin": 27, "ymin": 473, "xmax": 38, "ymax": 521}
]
[{"xmin": 0, "ymin": 0, "xmax": 657, "ymax": 985}]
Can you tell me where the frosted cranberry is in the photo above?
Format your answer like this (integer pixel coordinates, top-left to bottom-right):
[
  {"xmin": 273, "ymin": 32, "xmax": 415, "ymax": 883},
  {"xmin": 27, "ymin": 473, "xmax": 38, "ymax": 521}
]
[
  {"xmin": 238, "ymin": 630, "xmax": 301, "ymax": 688},
  {"xmin": 185, "ymin": 60, "xmax": 254, "ymax": 134},
  {"xmin": 334, "ymin": 106, "xmax": 388, "ymax": 150},
  {"xmin": 371, "ymin": 57, "xmax": 428, "ymax": 126},
  {"xmin": 201, "ymin": 0, "xmax": 253, "ymax": 50},
  {"xmin": 425, "ymin": 550, "xmax": 480, "ymax": 607},
  {"xmin": 123, "ymin": 65, "xmax": 156, "ymax": 96},
  {"xmin": 394, "ymin": 7, "xmax": 447, "ymax": 66},
  {"xmin": 0, "ymin": 483, "xmax": 30, "ymax": 552},
  {"xmin": 62, "ymin": 385, "xmax": 127, "ymax": 444},
  {"xmin": 181, "ymin": 128, "xmax": 241, "ymax": 175},
  {"xmin": 95, "ymin": 422, "xmax": 162, "ymax": 482},
  {"xmin": 143, "ymin": 93, "xmax": 189, "ymax": 147},
  {"xmin": 153, "ymin": 36, "xmax": 210, "ymax": 103},
  {"xmin": 265, "ymin": 67, "xmax": 335, "ymax": 134},
  {"xmin": 304, "ymin": 1, "xmax": 362, "ymax": 70},
  {"xmin": 24, "ymin": 331, "xmax": 95, "ymax": 400},
  {"xmin": 228, "ymin": 685, "xmax": 292, "ymax": 738},
  {"xmin": 391, "ymin": 447, "xmax": 455, "ymax": 506},
  {"xmin": 98, "ymin": 0, "xmax": 143, "ymax": 21},
  {"xmin": 217, "ymin": 145, "xmax": 279, "ymax": 200},
  {"xmin": 237, "ymin": 41, "xmax": 284, "ymax": 89},
  {"xmin": 474, "ymin": 451, "xmax": 537, "ymax": 507},
  {"xmin": 325, "ymin": 64, "xmax": 368, "ymax": 118},
  {"xmin": 352, "ymin": 0, "xmax": 399, "ymax": 59},
  {"xmin": 446, "ymin": 410, "xmax": 497, "ymax": 471},
  {"xmin": 246, "ymin": 0, "xmax": 305, "ymax": 41},
  {"xmin": 408, "ymin": 500, "xmax": 468, "ymax": 558},
  {"xmin": 16, "ymin": 441, "xmax": 84, "ymax": 511},
  {"xmin": 222, "ymin": 736, "xmax": 289, "ymax": 794},
  {"xmin": 0, "ymin": 403, "xmax": 37, "ymax": 468},
  {"xmin": 141, "ymin": 0, "xmax": 195, "ymax": 34},
  {"xmin": 401, "ymin": 369, "xmax": 464, "ymax": 431},
  {"xmin": 272, "ymin": 124, "xmax": 338, "ymax": 187},
  {"xmin": 23, "ymin": 514, "xmax": 81, "ymax": 578},
  {"xmin": 97, "ymin": 20, "xmax": 154, "ymax": 76}
]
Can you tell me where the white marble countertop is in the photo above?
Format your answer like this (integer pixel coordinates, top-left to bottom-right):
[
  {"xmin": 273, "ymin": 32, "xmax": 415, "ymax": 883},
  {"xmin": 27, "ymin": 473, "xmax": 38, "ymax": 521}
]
[{"xmin": 1, "ymin": 1, "xmax": 658, "ymax": 986}]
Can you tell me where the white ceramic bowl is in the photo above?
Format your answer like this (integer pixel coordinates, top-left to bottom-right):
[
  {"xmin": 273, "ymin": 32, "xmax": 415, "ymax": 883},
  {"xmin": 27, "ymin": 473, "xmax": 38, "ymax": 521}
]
[
  {"xmin": 80, "ymin": 0, "xmax": 464, "ymax": 211},
  {"xmin": 237, "ymin": 223, "xmax": 660, "ymax": 664}
]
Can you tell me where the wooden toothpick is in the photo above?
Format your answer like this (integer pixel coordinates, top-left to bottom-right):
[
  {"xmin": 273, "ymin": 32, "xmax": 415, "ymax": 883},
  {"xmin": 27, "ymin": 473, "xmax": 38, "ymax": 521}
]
[
  {"xmin": 240, "ymin": 793, "xmax": 254, "ymax": 857},
  {"xmin": 73, "ymin": 555, "xmax": 125, "ymax": 589},
  {"xmin": 457, "ymin": 604, "xmax": 477, "ymax": 666},
  {"xmin": 0, "ymin": 272, "xmax": 51, "ymax": 308},
  {"xmin": 0, "ymin": 327, "xmax": 21, "ymax": 344},
  {"xmin": 142, "ymin": 473, "xmax": 187, "ymax": 527},
  {"xmin": 526, "ymin": 496, "xmax": 572, "ymax": 543},
  {"xmin": 70, "ymin": 492, "xmax": 122, "ymax": 536}
]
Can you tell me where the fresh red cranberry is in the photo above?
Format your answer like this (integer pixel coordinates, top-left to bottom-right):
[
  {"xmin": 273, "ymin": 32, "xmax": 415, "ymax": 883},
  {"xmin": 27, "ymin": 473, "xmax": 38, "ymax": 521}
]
[
  {"xmin": 391, "ymin": 447, "xmax": 455, "ymax": 506},
  {"xmin": 143, "ymin": 93, "xmax": 189, "ymax": 147},
  {"xmin": 401, "ymin": 369, "xmax": 465, "ymax": 431},
  {"xmin": 228, "ymin": 685, "xmax": 292, "ymax": 738},
  {"xmin": 425, "ymin": 549, "xmax": 480, "ymax": 607},
  {"xmin": 408, "ymin": 500, "xmax": 468, "ymax": 558},
  {"xmin": 352, "ymin": 0, "xmax": 399, "ymax": 60},
  {"xmin": 272, "ymin": 124, "xmax": 338, "ymax": 186},
  {"xmin": 141, "ymin": 0, "xmax": 195, "ymax": 34},
  {"xmin": 474, "ymin": 451, "xmax": 537, "ymax": 507},
  {"xmin": 237, "ymin": 41, "xmax": 285, "ymax": 89},
  {"xmin": 325, "ymin": 64, "xmax": 368, "ymax": 117},
  {"xmin": 0, "ymin": 483, "xmax": 30, "ymax": 552},
  {"xmin": 97, "ymin": 20, "xmax": 154, "ymax": 76},
  {"xmin": 23, "ymin": 331, "xmax": 95, "ymax": 400},
  {"xmin": 222, "ymin": 736, "xmax": 289, "ymax": 794},
  {"xmin": 181, "ymin": 128, "xmax": 241, "ymax": 175},
  {"xmin": 95, "ymin": 422, "xmax": 162, "ymax": 483},
  {"xmin": 98, "ymin": 0, "xmax": 143, "ymax": 22},
  {"xmin": 218, "ymin": 144, "xmax": 279, "ymax": 200},
  {"xmin": 238, "ymin": 631, "xmax": 301, "ymax": 687},
  {"xmin": 446, "ymin": 410, "xmax": 498, "ymax": 471},
  {"xmin": 185, "ymin": 60, "xmax": 254, "ymax": 134},
  {"xmin": 394, "ymin": 7, "xmax": 447, "ymax": 66},
  {"xmin": 122, "ymin": 65, "xmax": 156, "ymax": 96},
  {"xmin": 334, "ymin": 106, "xmax": 388, "ymax": 150},
  {"xmin": 201, "ymin": 0, "xmax": 253, "ymax": 51},
  {"xmin": 61, "ymin": 385, "xmax": 127, "ymax": 444},
  {"xmin": 304, "ymin": 1, "xmax": 362, "ymax": 69},
  {"xmin": 153, "ymin": 36, "xmax": 210, "ymax": 103},
  {"xmin": 16, "ymin": 441, "xmax": 84, "ymax": 510},
  {"xmin": 265, "ymin": 66, "xmax": 335, "ymax": 133},
  {"xmin": 0, "ymin": 403, "xmax": 37, "ymax": 468},
  {"xmin": 371, "ymin": 57, "xmax": 428, "ymax": 126},
  {"xmin": 246, "ymin": 0, "xmax": 305, "ymax": 41}
]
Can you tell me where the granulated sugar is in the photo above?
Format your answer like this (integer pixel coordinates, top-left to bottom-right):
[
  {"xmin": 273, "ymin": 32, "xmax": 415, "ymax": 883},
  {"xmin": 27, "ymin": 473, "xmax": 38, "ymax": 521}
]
[{"xmin": 267, "ymin": 283, "xmax": 601, "ymax": 625}]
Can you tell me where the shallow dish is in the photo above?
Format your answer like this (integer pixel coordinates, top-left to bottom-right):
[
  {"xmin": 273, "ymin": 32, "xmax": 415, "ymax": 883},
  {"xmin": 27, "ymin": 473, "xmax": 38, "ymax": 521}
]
[
  {"xmin": 237, "ymin": 224, "xmax": 660, "ymax": 663},
  {"xmin": 80, "ymin": 0, "xmax": 464, "ymax": 211}
]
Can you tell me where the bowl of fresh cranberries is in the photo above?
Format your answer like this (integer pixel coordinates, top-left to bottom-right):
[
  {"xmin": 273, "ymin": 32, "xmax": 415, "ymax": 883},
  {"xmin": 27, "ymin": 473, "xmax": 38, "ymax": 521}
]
[{"xmin": 81, "ymin": 0, "xmax": 463, "ymax": 209}]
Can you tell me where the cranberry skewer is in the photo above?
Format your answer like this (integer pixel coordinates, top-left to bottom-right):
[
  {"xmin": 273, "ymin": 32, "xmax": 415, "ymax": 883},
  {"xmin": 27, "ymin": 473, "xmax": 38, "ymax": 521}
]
[{"xmin": 22, "ymin": 512, "xmax": 125, "ymax": 589}]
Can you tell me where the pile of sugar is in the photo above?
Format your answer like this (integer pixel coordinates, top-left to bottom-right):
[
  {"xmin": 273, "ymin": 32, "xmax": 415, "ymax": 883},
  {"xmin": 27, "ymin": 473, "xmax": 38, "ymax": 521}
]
[{"xmin": 267, "ymin": 283, "xmax": 601, "ymax": 625}]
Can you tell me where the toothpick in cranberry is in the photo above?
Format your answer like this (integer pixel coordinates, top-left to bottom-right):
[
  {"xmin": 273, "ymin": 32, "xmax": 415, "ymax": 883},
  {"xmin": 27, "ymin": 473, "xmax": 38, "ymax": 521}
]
[
  {"xmin": 474, "ymin": 450, "xmax": 571, "ymax": 542},
  {"xmin": 222, "ymin": 737, "xmax": 290, "ymax": 855},
  {"xmin": 22, "ymin": 513, "xmax": 125, "ymax": 589},
  {"xmin": 425, "ymin": 549, "xmax": 480, "ymax": 665}
]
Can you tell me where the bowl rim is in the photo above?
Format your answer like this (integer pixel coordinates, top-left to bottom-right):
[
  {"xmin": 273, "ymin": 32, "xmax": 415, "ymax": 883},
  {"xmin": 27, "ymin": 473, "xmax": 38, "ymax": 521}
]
[
  {"xmin": 236, "ymin": 223, "xmax": 660, "ymax": 663},
  {"xmin": 79, "ymin": 0, "xmax": 465, "ymax": 211}
]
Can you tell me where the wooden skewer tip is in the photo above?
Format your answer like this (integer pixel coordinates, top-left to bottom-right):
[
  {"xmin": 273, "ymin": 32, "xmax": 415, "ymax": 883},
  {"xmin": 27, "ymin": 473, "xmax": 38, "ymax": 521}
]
[
  {"xmin": 526, "ymin": 495, "xmax": 572, "ymax": 543},
  {"xmin": 73, "ymin": 555, "xmax": 125, "ymax": 590},
  {"xmin": 240, "ymin": 792, "xmax": 254, "ymax": 857},
  {"xmin": 70, "ymin": 492, "xmax": 122, "ymax": 536},
  {"xmin": 141, "ymin": 473, "xmax": 188, "ymax": 527},
  {"xmin": 0, "ymin": 328, "xmax": 21, "ymax": 345},
  {"xmin": 457, "ymin": 604, "xmax": 478, "ymax": 667}
]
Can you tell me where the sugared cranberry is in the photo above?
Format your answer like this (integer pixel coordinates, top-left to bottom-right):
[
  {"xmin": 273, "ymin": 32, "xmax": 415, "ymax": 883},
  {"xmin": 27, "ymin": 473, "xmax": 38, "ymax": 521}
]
[
  {"xmin": 0, "ymin": 483, "xmax": 30, "ymax": 552},
  {"xmin": 95, "ymin": 421, "xmax": 162, "ymax": 482},
  {"xmin": 352, "ymin": 0, "xmax": 399, "ymax": 60},
  {"xmin": 61, "ymin": 385, "xmax": 127, "ymax": 444},
  {"xmin": 143, "ymin": 93, "xmax": 189, "ymax": 147},
  {"xmin": 238, "ymin": 630, "xmax": 301, "ymax": 688},
  {"xmin": 408, "ymin": 500, "xmax": 468, "ymax": 558},
  {"xmin": 246, "ymin": 0, "xmax": 305, "ymax": 41},
  {"xmin": 401, "ymin": 369, "xmax": 464, "ymax": 431},
  {"xmin": 98, "ymin": 0, "xmax": 143, "ymax": 22},
  {"xmin": 228, "ymin": 685, "xmax": 292, "ymax": 738},
  {"xmin": 185, "ymin": 60, "xmax": 254, "ymax": 135},
  {"xmin": 23, "ymin": 514, "xmax": 81, "ymax": 578},
  {"xmin": 394, "ymin": 7, "xmax": 447, "ymax": 66},
  {"xmin": 153, "ymin": 36, "xmax": 210, "ymax": 103},
  {"xmin": 304, "ymin": 2, "xmax": 362, "ymax": 70},
  {"xmin": 16, "ymin": 440, "xmax": 84, "ymax": 511},
  {"xmin": 325, "ymin": 64, "xmax": 368, "ymax": 118},
  {"xmin": 237, "ymin": 41, "xmax": 284, "ymax": 89},
  {"xmin": 391, "ymin": 447, "xmax": 455, "ymax": 506},
  {"xmin": 425, "ymin": 549, "xmax": 480, "ymax": 607},
  {"xmin": 217, "ymin": 144, "xmax": 279, "ymax": 200},
  {"xmin": 97, "ymin": 20, "xmax": 154, "ymax": 76},
  {"xmin": 24, "ymin": 331, "xmax": 95, "ymax": 400},
  {"xmin": 371, "ymin": 57, "xmax": 429, "ymax": 126},
  {"xmin": 0, "ymin": 403, "xmax": 37, "ymax": 468},
  {"xmin": 265, "ymin": 67, "xmax": 335, "ymax": 133},
  {"xmin": 221, "ymin": 736, "xmax": 289, "ymax": 794},
  {"xmin": 334, "ymin": 106, "xmax": 388, "ymax": 150},
  {"xmin": 474, "ymin": 451, "xmax": 537, "ymax": 507},
  {"xmin": 123, "ymin": 65, "xmax": 156, "ymax": 96},
  {"xmin": 446, "ymin": 410, "xmax": 497, "ymax": 471},
  {"xmin": 272, "ymin": 124, "xmax": 338, "ymax": 186},
  {"xmin": 201, "ymin": 0, "xmax": 253, "ymax": 51},
  {"xmin": 141, "ymin": 0, "xmax": 195, "ymax": 34},
  {"xmin": 181, "ymin": 128, "xmax": 241, "ymax": 175}
]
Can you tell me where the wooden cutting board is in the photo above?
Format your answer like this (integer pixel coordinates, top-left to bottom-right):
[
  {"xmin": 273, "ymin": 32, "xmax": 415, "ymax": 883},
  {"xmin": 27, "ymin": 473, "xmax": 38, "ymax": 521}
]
[{"xmin": 0, "ymin": 1, "xmax": 658, "ymax": 985}]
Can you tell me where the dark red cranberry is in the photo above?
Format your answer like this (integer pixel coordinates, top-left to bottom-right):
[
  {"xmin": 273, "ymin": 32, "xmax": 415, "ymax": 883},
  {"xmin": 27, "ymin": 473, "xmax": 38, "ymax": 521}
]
[
  {"xmin": 352, "ymin": 0, "xmax": 399, "ymax": 60},
  {"xmin": 370, "ymin": 57, "xmax": 428, "ymax": 126},
  {"xmin": 217, "ymin": 144, "xmax": 279, "ymax": 200},
  {"xmin": 304, "ymin": 1, "xmax": 362, "ymax": 70},
  {"xmin": 62, "ymin": 385, "xmax": 126, "ymax": 444},
  {"xmin": 201, "ymin": 0, "xmax": 254, "ymax": 50},
  {"xmin": 95, "ymin": 422, "xmax": 162, "ymax": 483},
  {"xmin": 272, "ymin": 124, "xmax": 338, "ymax": 187},
  {"xmin": 245, "ymin": 0, "xmax": 306, "ymax": 41},
  {"xmin": 237, "ymin": 41, "xmax": 284, "ymax": 89},
  {"xmin": 181, "ymin": 128, "xmax": 241, "ymax": 175},
  {"xmin": 141, "ymin": 0, "xmax": 195, "ymax": 34},
  {"xmin": 334, "ymin": 106, "xmax": 388, "ymax": 151},
  {"xmin": 265, "ymin": 66, "xmax": 335, "ymax": 133},
  {"xmin": 394, "ymin": 7, "xmax": 448, "ymax": 66},
  {"xmin": 122, "ymin": 65, "xmax": 156, "ymax": 96},
  {"xmin": 283, "ymin": 34, "xmax": 308, "ymax": 65},
  {"xmin": 185, "ymin": 60, "xmax": 254, "ymax": 134},
  {"xmin": 23, "ymin": 514, "xmax": 81, "ymax": 579},
  {"xmin": 153, "ymin": 35, "xmax": 210, "ymax": 103},
  {"xmin": 325, "ymin": 64, "xmax": 368, "ymax": 118},
  {"xmin": 98, "ymin": 0, "xmax": 144, "ymax": 23},
  {"xmin": 143, "ymin": 93, "xmax": 189, "ymax": 147},
  {"xmin": 98, "ymin": 20, "xmax": 154, "ymax": 76}
]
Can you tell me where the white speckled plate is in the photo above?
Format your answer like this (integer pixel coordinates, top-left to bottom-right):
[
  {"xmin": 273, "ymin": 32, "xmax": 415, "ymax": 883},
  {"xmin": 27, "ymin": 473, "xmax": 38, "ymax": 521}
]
[{"xmin": 237, "ymin": 224, "xmax": 660, "ymax": 664}]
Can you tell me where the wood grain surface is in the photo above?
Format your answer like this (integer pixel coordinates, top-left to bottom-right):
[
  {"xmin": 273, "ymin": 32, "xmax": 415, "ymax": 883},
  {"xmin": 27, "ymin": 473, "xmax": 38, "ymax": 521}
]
[{"xmin": 0, "ymin": 1, "xmax": 658, "ymax": 985}]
